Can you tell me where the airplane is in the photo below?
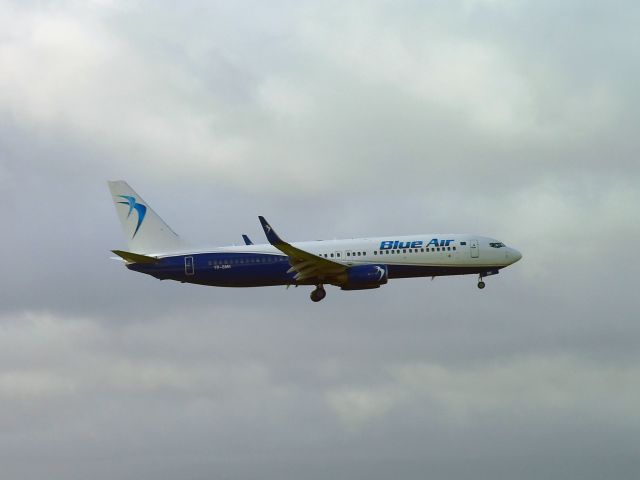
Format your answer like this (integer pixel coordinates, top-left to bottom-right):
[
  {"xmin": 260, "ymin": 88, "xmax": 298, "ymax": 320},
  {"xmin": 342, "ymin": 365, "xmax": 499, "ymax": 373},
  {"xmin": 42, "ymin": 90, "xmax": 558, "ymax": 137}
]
[{"xmin": 108, "ymin": 181, "xmax": 522, "ymax": 302}]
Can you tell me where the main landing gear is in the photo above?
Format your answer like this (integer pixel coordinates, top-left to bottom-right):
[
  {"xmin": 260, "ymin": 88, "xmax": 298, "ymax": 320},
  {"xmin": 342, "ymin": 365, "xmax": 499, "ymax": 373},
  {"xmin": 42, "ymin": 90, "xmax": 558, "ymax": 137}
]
[
  {"xmin": 310, "ymin": 285, "xmax": 326, "ymax": 302},
  {"xmin": 477, "ymin": 274, "xmax": 486, "ymax": 289}
]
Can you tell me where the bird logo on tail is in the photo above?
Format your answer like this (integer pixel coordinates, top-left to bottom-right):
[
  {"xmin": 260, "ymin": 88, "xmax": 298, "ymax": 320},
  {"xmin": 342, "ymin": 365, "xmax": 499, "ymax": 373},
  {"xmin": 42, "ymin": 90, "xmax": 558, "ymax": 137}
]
[{"xmin": 117, "ymin": 195, "xmax": 147, "ymax": 238}]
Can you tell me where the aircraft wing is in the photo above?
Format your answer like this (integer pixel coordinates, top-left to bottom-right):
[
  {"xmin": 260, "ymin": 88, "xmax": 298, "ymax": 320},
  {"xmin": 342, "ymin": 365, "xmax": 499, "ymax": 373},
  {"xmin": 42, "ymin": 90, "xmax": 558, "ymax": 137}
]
[
  {"xmin": 242, "ymin": 234, "xmax": 253, "ymax": 245},
  {"xmin": 258, "ymin": 216, "xmax": 346, "ymax": 282}
]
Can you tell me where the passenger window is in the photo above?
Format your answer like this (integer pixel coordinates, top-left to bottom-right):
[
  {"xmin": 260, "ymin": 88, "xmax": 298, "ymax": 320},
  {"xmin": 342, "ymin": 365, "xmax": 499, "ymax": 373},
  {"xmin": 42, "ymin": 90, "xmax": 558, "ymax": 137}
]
[
  {"xmin": 330, "ymin": 253, "xmax": 334, "ymax": 257},
  {"xmin": 385, "ymin": 251, "xmax": 389, "ymax": 254},
  {"xmin": 421, "ymin": 248, "xmax": 424, "ymax": 252},
  {"xmin": 453, "ymin": 247, "xmax": 456, "ymax": 251}
]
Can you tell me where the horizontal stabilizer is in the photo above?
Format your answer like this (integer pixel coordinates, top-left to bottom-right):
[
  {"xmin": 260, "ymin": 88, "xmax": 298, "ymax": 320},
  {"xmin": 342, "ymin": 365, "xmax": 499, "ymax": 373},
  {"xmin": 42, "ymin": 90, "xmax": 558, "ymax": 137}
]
[{"xmin": 111, "ymin": 250, "xmax": 158, "ymax": 264}]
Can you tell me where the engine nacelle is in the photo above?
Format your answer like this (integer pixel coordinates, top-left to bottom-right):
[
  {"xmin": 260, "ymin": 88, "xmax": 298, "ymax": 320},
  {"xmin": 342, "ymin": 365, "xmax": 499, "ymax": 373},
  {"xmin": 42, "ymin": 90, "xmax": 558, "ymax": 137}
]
[{"xmin": 338, "ymin": 264, "xmax": 388, "ymax": 290}]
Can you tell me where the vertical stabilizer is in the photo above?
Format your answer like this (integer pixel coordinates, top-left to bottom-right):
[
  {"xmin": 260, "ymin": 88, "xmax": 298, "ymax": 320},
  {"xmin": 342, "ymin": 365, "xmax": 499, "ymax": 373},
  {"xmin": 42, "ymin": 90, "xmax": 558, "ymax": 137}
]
[{"xmin": 108, "ymin": 180, "xmax": 185, "ymax": 254}]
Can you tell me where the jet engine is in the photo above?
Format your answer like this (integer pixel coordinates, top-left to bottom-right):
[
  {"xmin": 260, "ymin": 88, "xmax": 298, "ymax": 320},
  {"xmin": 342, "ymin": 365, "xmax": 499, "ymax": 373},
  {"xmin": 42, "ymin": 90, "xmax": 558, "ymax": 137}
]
[{"xmin": 337, "ymin": 264, "xmax": 389, "ymax": 290}]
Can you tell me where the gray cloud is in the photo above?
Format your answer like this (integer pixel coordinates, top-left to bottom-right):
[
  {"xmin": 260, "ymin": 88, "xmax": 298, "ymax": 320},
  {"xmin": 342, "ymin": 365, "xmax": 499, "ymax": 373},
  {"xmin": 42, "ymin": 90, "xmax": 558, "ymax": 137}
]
[{"xmin": 0, "ymin": 0, "xmax": 639, "ymax": 479}]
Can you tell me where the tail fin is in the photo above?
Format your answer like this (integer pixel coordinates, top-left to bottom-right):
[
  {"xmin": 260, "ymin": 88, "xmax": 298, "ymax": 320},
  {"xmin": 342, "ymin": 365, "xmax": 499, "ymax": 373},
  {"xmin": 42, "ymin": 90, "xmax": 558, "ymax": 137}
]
[{"xmin": 108, "ymin": 180, "xmax": 185, "ymax": 254}]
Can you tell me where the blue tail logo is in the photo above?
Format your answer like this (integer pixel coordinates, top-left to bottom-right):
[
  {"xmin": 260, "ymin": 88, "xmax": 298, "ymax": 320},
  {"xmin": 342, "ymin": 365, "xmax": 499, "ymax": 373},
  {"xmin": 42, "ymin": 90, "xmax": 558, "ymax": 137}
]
[{"xmin": 117, "ymin": 195, "xmax": 147, "ymax": 238}]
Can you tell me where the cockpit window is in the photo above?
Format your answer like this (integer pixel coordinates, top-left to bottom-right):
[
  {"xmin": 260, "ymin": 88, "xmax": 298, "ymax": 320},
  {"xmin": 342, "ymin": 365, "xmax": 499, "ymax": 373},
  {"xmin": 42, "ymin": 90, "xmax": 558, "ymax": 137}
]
[{"xmin": 489, "ymin": 242, "xmax": 506, "ymax": 248}]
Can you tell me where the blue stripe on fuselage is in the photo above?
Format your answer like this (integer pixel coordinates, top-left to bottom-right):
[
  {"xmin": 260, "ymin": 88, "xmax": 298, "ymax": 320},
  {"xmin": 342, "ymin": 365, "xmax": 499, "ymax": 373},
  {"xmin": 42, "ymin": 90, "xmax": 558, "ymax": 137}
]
[
  {"xmin": 125, "ymin": 252, "xmax": 504, "ymax": 287},
  {"xmin": 128, "ymin": 252, "xmax": 295, "ymax": 287}
]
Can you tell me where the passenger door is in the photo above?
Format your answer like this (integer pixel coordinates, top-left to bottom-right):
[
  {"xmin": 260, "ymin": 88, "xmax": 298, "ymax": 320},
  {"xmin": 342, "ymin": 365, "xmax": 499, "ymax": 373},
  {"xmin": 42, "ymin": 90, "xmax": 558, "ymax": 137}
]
[
  {"xmin": 185, "ymin": 256, "xmax": 195, "ymax": 275},
  {"xmin": 470, "ymin": 240, "xmax": 479, "ymax": 258}
]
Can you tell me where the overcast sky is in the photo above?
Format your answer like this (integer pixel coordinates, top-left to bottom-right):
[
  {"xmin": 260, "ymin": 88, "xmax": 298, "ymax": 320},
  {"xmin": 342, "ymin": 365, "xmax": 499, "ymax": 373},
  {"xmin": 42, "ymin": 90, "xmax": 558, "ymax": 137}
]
[{"xmin": 1, "ymin": 1, "xmax": 639, "ymax": 479}]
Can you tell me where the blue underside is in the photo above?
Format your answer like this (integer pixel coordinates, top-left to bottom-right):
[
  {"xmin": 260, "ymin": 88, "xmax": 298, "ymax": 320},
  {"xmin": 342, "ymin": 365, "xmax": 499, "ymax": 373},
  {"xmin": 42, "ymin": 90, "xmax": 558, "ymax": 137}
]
[{"xmin": 127, "ymin": 252, "xmax": 501, "ymax": 287}]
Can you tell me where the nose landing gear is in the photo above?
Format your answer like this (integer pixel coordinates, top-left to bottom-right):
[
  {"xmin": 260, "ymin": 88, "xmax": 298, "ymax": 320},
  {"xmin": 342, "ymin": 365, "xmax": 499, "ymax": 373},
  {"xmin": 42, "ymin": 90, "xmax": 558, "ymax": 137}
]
[
  {"xmin": 310, "ymin": 285, "xmax": 326, "ymax": 302},
  {"xmin": 477, "ymin": 269, "xmax": 499, "ymax": 289}
]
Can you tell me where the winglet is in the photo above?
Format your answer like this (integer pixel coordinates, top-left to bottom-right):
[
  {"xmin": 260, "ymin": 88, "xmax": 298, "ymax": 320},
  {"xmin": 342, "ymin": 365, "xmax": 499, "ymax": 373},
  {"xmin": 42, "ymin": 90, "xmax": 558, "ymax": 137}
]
[
  {"xmin": 258, "ymin": 216, "xmax": 285, "ymax": 245},
  {"xmin": 242, "ymin": 234, "xmax": 253, "ymax": 245},
  {"xmin": 111, "ymin": 250, "xmax": 159, "ymax": 264}
]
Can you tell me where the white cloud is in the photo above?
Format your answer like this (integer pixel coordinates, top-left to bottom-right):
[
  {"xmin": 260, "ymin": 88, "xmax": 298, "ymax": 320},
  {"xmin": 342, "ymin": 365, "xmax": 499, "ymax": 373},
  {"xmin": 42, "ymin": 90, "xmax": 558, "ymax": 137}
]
[
  {"xmin": 0, "ymin": 2, "xmax": 638, "ymax": 477},
  {"xmin": 303, "ymin": 21, "xmax": 533, "ymax": 135},
  {"xmin": 0, "ymin": 371, "xmax": 76, "ymax": 398},
  {"xmin": 0, "ymin": 0, "xmax": 627, "ymax": 197},
  {"xmin": 0, "ymin": 311, "xmax": 278, "ymax": 397},
  {"xmin": 326, "ymin": 387, "xmax": 397, "ymax": 430},
  {"xmin": 390, "ymin": 356, "xmax": 640, "ymax": 421},
  {"xmin": 326, "ymin": 356, "xmax": 640, "ymax": 429},
  {"xmin": 0, "ymin": 3, "xmax": 244, "ymax": 179}
]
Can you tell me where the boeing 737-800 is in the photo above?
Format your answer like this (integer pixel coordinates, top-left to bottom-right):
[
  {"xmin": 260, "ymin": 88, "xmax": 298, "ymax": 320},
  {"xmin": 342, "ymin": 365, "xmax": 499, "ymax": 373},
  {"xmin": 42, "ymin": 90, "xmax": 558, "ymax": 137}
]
[{"xmin": 109, "ymin": 181, "xmax": 522, "ymax": 302}]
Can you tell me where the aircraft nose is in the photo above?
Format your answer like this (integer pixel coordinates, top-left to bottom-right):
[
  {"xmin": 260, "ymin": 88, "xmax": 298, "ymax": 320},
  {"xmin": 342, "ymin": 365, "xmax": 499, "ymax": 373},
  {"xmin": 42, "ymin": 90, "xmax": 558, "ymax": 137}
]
[{"xmin": 510, "ymin": 248, "xmax": 522, "ymax": 263}]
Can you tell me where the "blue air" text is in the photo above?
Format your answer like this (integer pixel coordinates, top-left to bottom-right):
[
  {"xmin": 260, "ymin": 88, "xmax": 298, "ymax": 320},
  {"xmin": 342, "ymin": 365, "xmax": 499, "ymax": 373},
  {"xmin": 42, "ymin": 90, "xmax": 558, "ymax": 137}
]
[{"xmin": 379, "ymin": 239, "xmax": 454, "ymax": 250}]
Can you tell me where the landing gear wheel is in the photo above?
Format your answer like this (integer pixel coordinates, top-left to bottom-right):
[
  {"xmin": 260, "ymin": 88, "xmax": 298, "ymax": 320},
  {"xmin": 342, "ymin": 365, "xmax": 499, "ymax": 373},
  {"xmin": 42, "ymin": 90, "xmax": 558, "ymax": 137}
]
[
  {"xmin": 310, "ymin": 286, "xmax": 326, "ymax": 302},
  {"xmin": 477, "ymin": 280, "xmax": 486, "ymax": 289}
]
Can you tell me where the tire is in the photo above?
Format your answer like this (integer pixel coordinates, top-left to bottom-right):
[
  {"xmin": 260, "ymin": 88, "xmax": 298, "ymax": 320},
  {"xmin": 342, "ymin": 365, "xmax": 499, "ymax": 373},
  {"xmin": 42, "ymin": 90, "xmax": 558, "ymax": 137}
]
[{"xmin": 310, "ymin": 288, "xmax": 326, "ymax": 302}]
